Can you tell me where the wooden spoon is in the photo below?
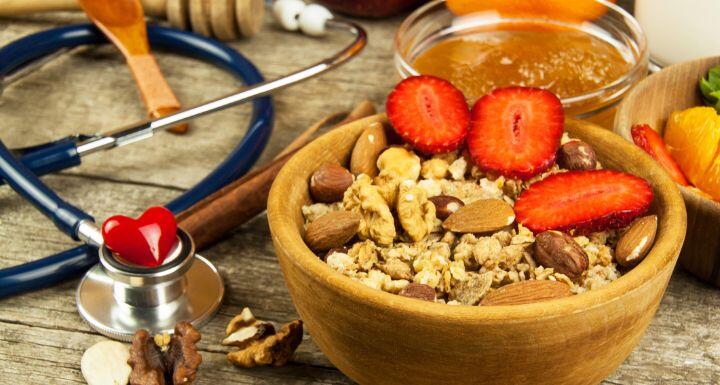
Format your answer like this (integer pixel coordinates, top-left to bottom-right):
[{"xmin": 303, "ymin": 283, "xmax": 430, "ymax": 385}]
[{"xmin": 78, "ymin": 0, "xmax": 188, "ymax": 133}]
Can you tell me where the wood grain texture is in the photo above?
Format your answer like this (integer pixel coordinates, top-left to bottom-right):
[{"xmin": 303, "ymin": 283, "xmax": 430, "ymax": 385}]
[
  {"xmin": 268, "ymin": 115, "xmax": 686, "ymax": 385},
  {"xmin": 0, "ymin": 0, "xmax": 254, "ymax": 36},
  {"xmin": 0, "ymin": 2, "xmax": 718, "ymax": 383},
  {"xmin": 0, "ymin": 0, "xmax": 168, "ymax": 17},
  {"xmin": 78, "ymin": 0, "xmax": 186, "ymax": 132},
  {"xmin": 615, "ymin": 56, "xmax": 720, "ymax": 287}
]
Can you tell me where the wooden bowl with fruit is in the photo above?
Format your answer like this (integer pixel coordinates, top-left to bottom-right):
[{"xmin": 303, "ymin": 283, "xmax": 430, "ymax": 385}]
[
  {"xmin": 615, "ymin": 56, "xmax": 720, "ymax": 287},
  {"xmin": 269, "ymin": 77, "xmax": 686, "ymax": 385}
]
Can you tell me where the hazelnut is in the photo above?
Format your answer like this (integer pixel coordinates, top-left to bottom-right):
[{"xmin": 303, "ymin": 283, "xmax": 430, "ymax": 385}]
[
  {"xmin": 428, "ymin": 195, "xmax": 465, "ymax": 219},
  {"xmin": 557, "ymin": 140, "xmax": 597, "ymax": 171},
  {"xmin": 534, "ymin": 230, "xmax": 589, "ymax": 281},
  {"xmin": 398, "ymin": 283, "xmax": 436, "ymax": 301},
  {"xmin": 310, "ymin": 163, "xmax": 354, "ymax": 203}
]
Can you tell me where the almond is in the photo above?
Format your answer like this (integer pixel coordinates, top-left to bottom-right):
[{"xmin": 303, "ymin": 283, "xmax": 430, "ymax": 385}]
[
  {"xmin": 534, "ymin": 230, "xmax": 589, "ymax": 281},
  {"xmin": 442, "ymin": 199, "xmax": 515, "ymax": 233},
  {"xmin": 429, "ymin": 195, "xmax": 465, "ymax": 219},
  {"xmin": 350, "ymin": 122, "xmax": 388, "ymax": 177},
  {"xmin": 304, "ymin": 211, "xmax": 361, "ymax": 251},
  {"xmin": 557, "ymin": 140, "xmax": 597, "ymax": 171},
  {"xmin": 480, "ymin": 280, "xmax": 572, "ymax": 306},
  {"xmin": 310, "ymin": 163, "xmax": 354, "ymax": 203},
  {"xmin": 615, "ymin": 215, "xmax": 657, "ymax": 267}
]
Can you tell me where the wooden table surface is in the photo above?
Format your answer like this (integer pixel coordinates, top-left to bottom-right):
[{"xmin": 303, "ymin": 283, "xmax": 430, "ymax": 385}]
[{"xmin": 0, "ymin": 5, "xmax": 718, "ymax": 385}]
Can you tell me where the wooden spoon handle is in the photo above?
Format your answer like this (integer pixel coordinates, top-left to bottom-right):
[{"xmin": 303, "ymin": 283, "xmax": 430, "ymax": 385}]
[
  {"xmin": 126, "ymin": 54, "xmax": 187, "ymax": 133},
  {"xmin": 0, "ymin": 0, "xmax": 77, "ymax": 16},
  {"xmin": 0, "ymin": 0, "xmax": 166, "ymax": 17}
]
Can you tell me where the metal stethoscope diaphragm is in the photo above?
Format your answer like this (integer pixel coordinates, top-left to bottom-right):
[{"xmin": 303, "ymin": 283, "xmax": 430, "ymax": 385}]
[
  {"xmin": 78, "ymin": 229, "xmax": 224, "ymax": 340},
  {"xmin": 0, "ymin": 1, "xmax": 366, "ymax": 339}
]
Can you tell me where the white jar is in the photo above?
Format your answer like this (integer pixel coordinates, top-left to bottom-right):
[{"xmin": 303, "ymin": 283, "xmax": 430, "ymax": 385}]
[{"xmin": 635, "ymin": 0, "xmax": 720, "ymax": 66}]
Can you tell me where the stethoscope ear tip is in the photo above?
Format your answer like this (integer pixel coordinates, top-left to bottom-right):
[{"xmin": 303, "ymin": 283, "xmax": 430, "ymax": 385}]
[{"xmin": 77, "ymin": 229, "xmax": 224, "ymax": 341}]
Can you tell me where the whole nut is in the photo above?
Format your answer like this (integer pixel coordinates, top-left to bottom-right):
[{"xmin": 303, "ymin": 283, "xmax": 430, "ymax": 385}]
[
  {"xmin": 443, "ymin": 199, "xmax": 515, "ymax": 233},
  {"xmin": 616, "ymin": 215, "xmax": 657, "ymax": 267},
  {"xmin": 304, "ymin": 211, "xmax": 361, "ymax": 251},
  {"xmin": 428, "ymin": 195, "xmax": 465, "ymax": 219},
  {"xmin": 557, "ymin": 140, "xmax": 597, "ymax": 171},
  {"xmin": 481, "ymin": 280, "xmax": 572, "ymax": 306},
  {"xmin": 534, "ymin": 230, "xmax": 589, "ymax": 281},
  {"xmin": 310, "ymin": 163, "xmax": 354, "ymax": 203},
  {"xmin": 398, "ymin": 283, "xmax": 436, "ymax": 301},
  {"xmin": 350, "ymin": 122, "xmax": 388, "ymax": 177}
]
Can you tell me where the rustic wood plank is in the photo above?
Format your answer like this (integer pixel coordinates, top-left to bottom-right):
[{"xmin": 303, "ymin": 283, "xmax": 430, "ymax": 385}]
[
  {"xmin": 0, "ymin": 321, "xmax": 352, "ymax": 385},
  {"xmin": 0, "ymin": 175, "xmax": 718, "ymax": 384},
  {"xmin": 0, "ymin": 1, "xmax": 718, "ymax": 383},
  {"xmin": 0, "ymin": 13, "xmax": 399, "ymax": 190}
]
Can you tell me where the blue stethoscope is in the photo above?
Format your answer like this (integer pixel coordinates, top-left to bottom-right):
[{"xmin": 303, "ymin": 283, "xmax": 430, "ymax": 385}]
[{"xmin": 0, "ymin": 14, "xmax": 365, "ymax": 331}]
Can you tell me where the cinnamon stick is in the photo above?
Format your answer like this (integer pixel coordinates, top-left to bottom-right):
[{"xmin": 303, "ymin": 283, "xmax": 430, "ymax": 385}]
[{"xmin": 177, "ymin": 100, "xmax": 376, "ymax": 250}]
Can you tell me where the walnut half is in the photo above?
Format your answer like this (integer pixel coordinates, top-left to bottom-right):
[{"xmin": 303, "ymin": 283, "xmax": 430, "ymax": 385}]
[
  {"xmin": 128, "ymin": 322, "xmax": 202, "ymax": 385},
  {"xmin": 224, "ymin": 308, "xmax": 304, "ymax": 368}
]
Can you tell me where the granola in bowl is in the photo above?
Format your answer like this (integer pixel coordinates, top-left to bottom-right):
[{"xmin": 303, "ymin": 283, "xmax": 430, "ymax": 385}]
[{"xmin": 301, "ymin": 77, "xmax": 658, "ymax": 306}]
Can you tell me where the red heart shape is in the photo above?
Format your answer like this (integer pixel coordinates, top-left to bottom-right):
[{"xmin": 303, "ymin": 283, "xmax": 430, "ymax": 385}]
[{"xmin": 101, "ymin": 206, "xmax": 178, "ymax": 267}]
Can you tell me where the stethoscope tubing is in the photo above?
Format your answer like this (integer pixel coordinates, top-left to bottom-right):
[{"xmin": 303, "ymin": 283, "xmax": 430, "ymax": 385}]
[{"xmin": 0, "ymin": 24, "xmax": 273, "ymax": 297}]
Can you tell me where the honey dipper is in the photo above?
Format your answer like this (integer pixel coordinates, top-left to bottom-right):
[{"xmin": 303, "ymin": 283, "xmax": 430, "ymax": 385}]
[
  {"xmin": 78, "ymin": 0, "xmax": 187, "ymax": 133},
  {"xmin": 0, "ymin": 0, "xmax": 264, "ymax": 40}
]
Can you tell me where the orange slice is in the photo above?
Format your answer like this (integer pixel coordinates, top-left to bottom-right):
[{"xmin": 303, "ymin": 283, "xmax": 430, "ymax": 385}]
[
  {"xmin": 696, "ymin": 155, "xmax": 720, "ymax": 200},
  {"xmin": 663, "ymin": 107, "xmax": 720, "ymax": 187}
]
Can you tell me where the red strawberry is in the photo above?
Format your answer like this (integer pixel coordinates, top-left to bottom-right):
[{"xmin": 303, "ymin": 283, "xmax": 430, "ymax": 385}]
[
  {"xmin": 631, "ymin": 124, "xmax": 690, "ymax": 186},
  {"xmin": 467, "ymin": 87, "xmax": 564, "ymax": 180},
  {"xmin": 386, "ymin": 75, "xmax": 470, "ymax": 154},
  {"xmin": 515, "ymin": 170, "xmax": 654, "ymax": 234}
]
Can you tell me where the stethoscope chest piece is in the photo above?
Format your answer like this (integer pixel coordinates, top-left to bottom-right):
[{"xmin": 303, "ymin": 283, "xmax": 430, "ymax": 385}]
[{"xmin": 76, "ymin": 228, "xmax": 224, "ymax": 341}]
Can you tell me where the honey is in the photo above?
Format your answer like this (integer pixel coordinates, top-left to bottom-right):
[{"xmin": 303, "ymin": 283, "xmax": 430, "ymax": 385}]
[{"xmin": 412, "ymin": 25, "xmax": 633, "ymax": 104}]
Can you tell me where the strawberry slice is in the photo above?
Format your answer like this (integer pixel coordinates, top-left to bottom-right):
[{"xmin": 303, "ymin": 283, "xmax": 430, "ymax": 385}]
[
  {"xmin": 515, "ymin": 170, "xmax": 654, "ymax": 234},
  {"xmin": 631, "ymin": 124, "xmax": 690, "ymax": 186},
  {"xmin": 467, "ymin": 87, "xmax": 564, "ymax": 180},
  {"xmin": 386, "ymin": 75, "xmax": 470, "ymax": 154}
]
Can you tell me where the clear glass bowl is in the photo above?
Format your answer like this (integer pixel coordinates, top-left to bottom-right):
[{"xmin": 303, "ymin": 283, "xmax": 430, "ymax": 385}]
[{"xmin": 394, "ymin": 0, "xmax": 648, "ymax": 128}]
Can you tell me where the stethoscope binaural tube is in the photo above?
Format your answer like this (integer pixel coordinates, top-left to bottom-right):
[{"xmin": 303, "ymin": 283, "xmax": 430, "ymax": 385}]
[
  {"xmin": 0, "ymin": 25, "xmax": 274, "ymax": 297},
  {"xmin": 0, "ymin": 18, "xmax": 367, "ymax": 298},
  {"xmin": 2, "ymin": 18, "xmax": 366, "ymax": 186},
  {"xmin": 0, "ymin": 24, "xmax": 275, "ymax": 198}
]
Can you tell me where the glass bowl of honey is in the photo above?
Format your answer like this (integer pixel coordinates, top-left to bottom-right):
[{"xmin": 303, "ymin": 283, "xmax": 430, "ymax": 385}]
[{"xmin": 394, "ymin": 0, "xmax": 648, "ymax": 128}]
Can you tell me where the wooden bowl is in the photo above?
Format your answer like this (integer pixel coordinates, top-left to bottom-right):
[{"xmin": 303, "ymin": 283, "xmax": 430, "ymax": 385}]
[
  {"xmin": 268, "ymin": 114, "xmax": 686, "ymax": 385},
  {"xmin": 615, "ymin": 56, "xmax": 720, "ymax": 287}
]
